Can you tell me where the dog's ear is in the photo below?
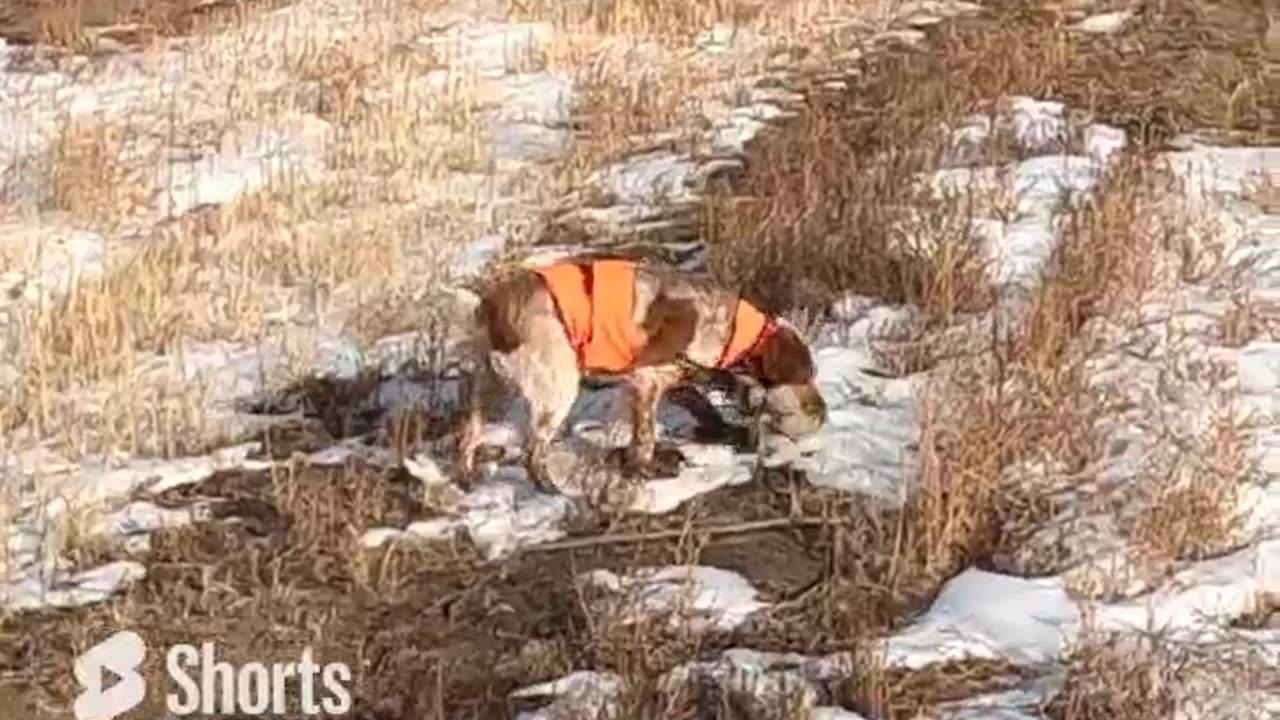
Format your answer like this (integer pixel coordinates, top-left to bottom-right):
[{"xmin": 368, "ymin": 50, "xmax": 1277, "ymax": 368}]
[
  {"xmin": 758, "ymin": 324, "xmax": 816, "ymax": 386},
  {"xmin": 479, "ymin": 270, "xmax": 544, "ymax": 353}
]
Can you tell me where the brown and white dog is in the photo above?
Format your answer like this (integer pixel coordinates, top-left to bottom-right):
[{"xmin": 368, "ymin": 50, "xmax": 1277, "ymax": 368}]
[{"xmin": 457, "ymin": 255, "xmax": 827, "ymax": 492}]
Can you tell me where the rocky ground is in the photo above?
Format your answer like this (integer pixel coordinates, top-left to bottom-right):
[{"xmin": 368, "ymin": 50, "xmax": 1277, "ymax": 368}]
[{"xmin": 0, "ymin": 0, "xmax": 1276, "ymax": 718}]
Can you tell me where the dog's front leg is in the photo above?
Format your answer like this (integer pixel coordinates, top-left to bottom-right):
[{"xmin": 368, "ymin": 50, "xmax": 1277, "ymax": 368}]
[
  {"xmin": 512, "ymin": 349, "xmax": 580, "ymax": 494},
  {"xmin": 455, "ymin": 352, "xmax": 492, "ymax": 490},
  {"xmin": 524, "ymin": 399, "xmax": 573, "ymax": 493},
  {"xmin": 624, "ymin": 365, "xmax": 684, "ymax": 477},
  {"xmin": 735, "ymin": 374, "xmax": 767, "ymax": 451}
]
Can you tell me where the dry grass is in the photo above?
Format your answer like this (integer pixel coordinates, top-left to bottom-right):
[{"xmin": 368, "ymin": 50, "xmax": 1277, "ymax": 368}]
[
  {"xmin": 1051, "ymin": 0, "xmax": 1271, "ymax": 145},
  {"xmin": 701, "ymin": 0, "xmax": 1269, "ymax": 609},
  {"xmin": 1126, "ymin": 397, "xmax": 1255, "ymax": 562},
  {"xmin": 0, "ymin": 0, "xmax": 292, "ymax": 49},
  {"xmin": 689, "ymin": 6, "xmax": 1270, "ymax": 714},
  {"xmin": 1216, "ymin": 290, "xmax": 1280, "ymax": 346},
  {"xmin": 40, "ymin": 117, "xmax": 152, "ymax": 226},
  {"xmin": 1040, "ymin": 623, "xmax": 1277, "ymax": 719},
  {"xmin": 512, "ymin": 0, "xmax": 755, "ymax": 41},
  {"xmin": 11, "ymin": 148, "xmax": 464, "ymax": 457},
  {"xmin": 520, "ymin": 0, "xmax": 905, "ymax": 233},
  {"xmin": 0, "ymin": 464, "xmax": 819, "ymax": 717},
  {"xmin": 704, "ymin": 0, "xmax": 1274, "ymax": 315},
  {"xmin": 687, "ymin": 3, "xmax": 1108, "ymax": 643},
  {"xmin": 842, "ymin": 655, "xmax": 1028, "ymax": 720},
  {"xmin": 2, "ymin": 0, "xmax": 1275, "ymax": 718},
  {"xmin": 566, "ymin": 59, "xmax": 710, "ymax": 172},
  {"xmin": 2, "ymin": 0, "xmax": 474, "ymax": 459},
  {"xmin": 1044, "ymin": 633, "xmax": 1178, "ymax": 720}
]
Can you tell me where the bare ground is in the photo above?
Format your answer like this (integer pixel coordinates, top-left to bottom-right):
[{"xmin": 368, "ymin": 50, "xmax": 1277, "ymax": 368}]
[{"xmin": 0, "ymin": 452, "xmax": 895, "ymax": 717}]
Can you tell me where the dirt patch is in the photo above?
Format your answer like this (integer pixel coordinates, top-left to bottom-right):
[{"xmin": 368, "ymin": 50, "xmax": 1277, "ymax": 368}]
[
  {"xmin": 239, "ymin": 369, "xmax": 464, "ymax": 460},
  {"xmin": 2, "ymin": 459, "xmax": 907, "ymax": 718},
  {"xmin": 2, "ymin": 460, "xmax": 560, "ymax": 719},
  {"xmin": 698, "ymin": 530, "xmax": 825, "ymax": 599}
]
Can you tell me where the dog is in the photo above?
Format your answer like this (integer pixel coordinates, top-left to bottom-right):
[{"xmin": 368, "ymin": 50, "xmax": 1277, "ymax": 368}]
[{"xmin": 457, "ymin": 255, "xmax": 828, "ymax": 492}]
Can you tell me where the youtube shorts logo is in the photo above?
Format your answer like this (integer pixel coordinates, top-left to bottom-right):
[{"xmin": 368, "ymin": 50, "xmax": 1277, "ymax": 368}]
[
  {"xmin": 73, "ymin": 631, "xmax": 147, "ymax": 720},
  {"xmin": 68, "ymin": 630, "xmax": 352, "ymax": 718}
]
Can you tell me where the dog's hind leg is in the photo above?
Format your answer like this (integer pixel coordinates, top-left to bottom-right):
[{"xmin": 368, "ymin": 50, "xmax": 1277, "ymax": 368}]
[{"xmin": 624, "ymin": 364, "xmax": 686, "ymax": 477}]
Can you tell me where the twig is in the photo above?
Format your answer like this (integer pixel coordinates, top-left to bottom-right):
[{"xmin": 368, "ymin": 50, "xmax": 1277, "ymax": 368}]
[{"xmin": 525, "ymin": 515, "xmax": 845, "ymax": 554}]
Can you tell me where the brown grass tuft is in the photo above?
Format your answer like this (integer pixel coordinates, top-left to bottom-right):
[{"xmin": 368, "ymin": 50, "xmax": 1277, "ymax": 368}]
[
  {"xmin": 1126, "ymin": 399, "xmax": 1254, "ymax": 562},
  {"xmin": 41, "ymin": 118, "xmax": 151, "ymax": 226},
  {"xmin": 844, "ymin": 655, "xmax": 1027, "ymax": 720},
  {"xmin": 0, "ymin": 0, "xmax": 294, "ymax": 49},
  {"xmin": 512, "ymin": 0, "xmax": 750, "ymax": 43},
  {"xmin": 1044, "ymin": 634, "xmax": 1177, "ymax": 720}
]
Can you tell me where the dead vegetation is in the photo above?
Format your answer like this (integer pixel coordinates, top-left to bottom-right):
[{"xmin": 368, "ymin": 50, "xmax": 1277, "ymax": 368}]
[
  {"xmin": 843, "ymin": 658, "xmax": 1029, "ymax": 720},
  {"xmin": 698, "ymin": 0, "xmax": 1272, "ymax": 714},
  {"xmin": 705, "ymin": 0, "xmax": 1273, "ymax": 316},
  {"xmin": 1, "ymin": 0, "xmax": 1275, "ymax": 718},
  {"xmin": 1125, "ymin": 396, "xmax": 1255, "ymax": 563},
  {"xmin": 9, "ymin": 171, "xmax": 465, "ymax": 457},
  {"xmin": 0, "ymin": 461, "xmax": 822, "ymax": 718},
  {"xmin": 41, "ymin": 118, "xmax": 152, "ymax": 225},
  {"xmin": 1044, "ymin": 634, "xmax": 1178, "ymax": 720},
  {"xmin": 1050, "ymin": 0, "xmax": 1272, "ymax": 145},
  {"xmin": 0, "ymin": 0, "xmax": 293, "ymax": 49},
  {"xmin": 512, "ymin": 0, "xmax": 756, "ymax": 41},
  {"xmin": 3, "ymin": 0, "xmax": 469, "ymax": 460}
]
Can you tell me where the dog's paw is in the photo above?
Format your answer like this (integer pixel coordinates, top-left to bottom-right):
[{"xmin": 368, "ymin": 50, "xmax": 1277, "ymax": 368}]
[
  {"xmin": 650, "ymin": 446, "xmax": 686, "ymax": 476},
  {"xmin": 722, "ymin": 425, "xmax": 755, "ymax": 453},
  {"xmin": 622, "ymin": 460, "xmax": 660, "ymax": 480},
  {"xmin": 616, "ymin": 446, "xmax": 686, "ymax": 480},
  {"xmin": 525, "ymin": 462, "xmax": 561, "ymax": 495},
  {"xmin": 451, "ymin": 464, "xmax": 478, "ymax": 492}
]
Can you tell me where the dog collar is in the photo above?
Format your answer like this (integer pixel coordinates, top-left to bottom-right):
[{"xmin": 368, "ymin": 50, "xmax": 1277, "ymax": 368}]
[{"xmin": 716, "ymin": 299, "xmax": 774, "ymax": 370}]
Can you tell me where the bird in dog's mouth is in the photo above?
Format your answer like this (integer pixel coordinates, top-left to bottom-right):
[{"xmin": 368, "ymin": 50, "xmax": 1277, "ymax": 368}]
[{"xmin": 734, "ymin": 378, "xmax": 828, "ymax": 444}]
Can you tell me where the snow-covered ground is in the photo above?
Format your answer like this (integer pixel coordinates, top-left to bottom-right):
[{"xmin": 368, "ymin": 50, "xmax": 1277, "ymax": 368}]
[
  {"xmin": 0, "ymin": 0, "xmax": 1275, "ymax": 717},
  {"xmin": 496, "ymin": 103, "xmax": 1278, "ymax": 717},
  {"xmin": 1, "ymin": 0, "xmax": 964, "ymax": 611}
]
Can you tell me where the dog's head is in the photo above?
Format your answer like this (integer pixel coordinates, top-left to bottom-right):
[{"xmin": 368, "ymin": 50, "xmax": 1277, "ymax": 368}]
[{"xmin": 742, "ymin": 320, "xmax": 827, "ymax": 439}]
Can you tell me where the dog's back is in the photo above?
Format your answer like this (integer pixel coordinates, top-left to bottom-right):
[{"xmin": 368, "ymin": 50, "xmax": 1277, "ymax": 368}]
[{"xmin": 474, "ymin": 254, "xmax": 740, "ymax": 364}]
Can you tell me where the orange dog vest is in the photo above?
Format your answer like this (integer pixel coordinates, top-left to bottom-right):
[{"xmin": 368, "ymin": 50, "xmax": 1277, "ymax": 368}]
[{"xmin": 534, "ymin": 259, "xmax": 773, "ymax": 373}]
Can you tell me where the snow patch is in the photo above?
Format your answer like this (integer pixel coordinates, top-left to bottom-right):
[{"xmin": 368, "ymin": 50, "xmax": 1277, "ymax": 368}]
[
  {"xmin": 157, "ymin": 114, "xmax": 330, "ymax": 217},
  {"xmin": 2, "ymin": 560, "xmax": 146, "ymax": 611},
  {"xmin": 580, "ymin": 566, "xmax": 766, "ymax": 633},
  {"xmin": 880, "ymin": 569, "xmax": 1082, "ymax": 669},
  {"xmin": 0, "ymin": 221, "xmax": 106, "ymax": 307},
  {"xmin": 1097, "ymin": 540, "xmax": 1280, "ymax": 635},
  {"xmin": 512, "ymin": 671, "xmax": 623, "ymax": 720},
  {"xmin": 1069, "ymin": 10, "xmax": 1134, "ymax": 35}
]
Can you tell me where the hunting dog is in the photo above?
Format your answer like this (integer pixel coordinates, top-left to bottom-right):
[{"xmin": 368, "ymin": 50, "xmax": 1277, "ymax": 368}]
[{"xmin": 457, "ymin": 256, "xmax": 828, "ymax": 492}]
